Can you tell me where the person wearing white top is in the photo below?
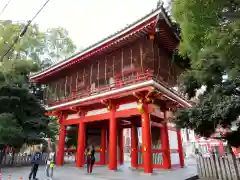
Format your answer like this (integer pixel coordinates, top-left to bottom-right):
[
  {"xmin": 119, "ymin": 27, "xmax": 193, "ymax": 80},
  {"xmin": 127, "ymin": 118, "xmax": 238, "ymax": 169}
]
[{"xmin": 45, "ymin": 148, "xmax": 55, "ymax": 180}]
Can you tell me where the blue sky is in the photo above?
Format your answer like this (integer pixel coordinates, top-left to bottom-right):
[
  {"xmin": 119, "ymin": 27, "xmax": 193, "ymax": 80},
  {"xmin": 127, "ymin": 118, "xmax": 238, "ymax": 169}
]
[{"xmin": 0, "ymin": 0, "xmax": 167, "ymax": 50}]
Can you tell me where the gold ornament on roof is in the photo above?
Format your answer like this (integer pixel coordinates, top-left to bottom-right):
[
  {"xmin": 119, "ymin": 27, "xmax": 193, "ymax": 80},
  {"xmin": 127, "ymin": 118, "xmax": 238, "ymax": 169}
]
[
  {"xmin": 149, "ymin": 34, "xmax": 155, "ymax": 40},
  {"xmin": 145, "ymin": 97, "xmax": 151, "ymax": 103},
  {"xmin": 137, "ymin": 101, "xmax": 144, "ymax": 114},
  {"xmin": 107, "ymin": 102, "xmax": 112, "ymax": 111}
]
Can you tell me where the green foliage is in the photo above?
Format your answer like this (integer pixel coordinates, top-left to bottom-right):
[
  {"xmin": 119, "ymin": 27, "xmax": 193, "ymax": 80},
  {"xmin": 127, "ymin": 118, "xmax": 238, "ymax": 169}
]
[
  {"xmin": 66, "ymin": 126, "xmax": 78, "ymax": 148},
  {"xmin": 0, "ymin": 86, "xmax": 49, "ymax": 146},
  {"xmin": 0, "ymin": 20, "xmax": 76, "ymax": 65},
  {"xmin": 176, "ymin": 78, "xmax": 240, "ymax": 138},
  {"xmin": 0, "ymin": 21, "xmax": 77, "ymax": 149},
  {"xmin": 172, "ymin": 0, "xmax": 240, "ymax": 146},
  {"xmin": 45, "ymin": 117, "xmax": 59, "ymax": 143},
  {"xmin": 0, "ymin": 59, "xmax": 38, "ymax": 86},
  {"xmin": 0, "ymin": 113, "xmax": 24, "ymax": 147},
  {"xmin": 45, "ymin": 27, "xmax": 77, "ymax": 62},
  {"xmin": 172, "ymin": 50, "xmax": 190, "ymax": 69}
]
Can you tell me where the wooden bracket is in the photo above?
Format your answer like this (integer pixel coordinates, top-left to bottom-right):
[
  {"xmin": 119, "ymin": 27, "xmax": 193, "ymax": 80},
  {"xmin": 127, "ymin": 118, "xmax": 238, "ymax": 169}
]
[
  {"xmin": 133, "ymin": 92, "xmax": 144, "ymax": 101},
  {"xmin": 55, "ymin": 111, "xmax": 64, "ymax": 124},
  {"xmin": 79, "ymin": 110, "xmax": 87, "ymax": 117},
  {"xmin": 145, "ymin": 87, "xmax": 156, "ymax": 99},
  {"xmin": 133, "ymin": 88, "xmax": 159, "ymax": 104},
  {"xmin": 70, "ymin": 106, "xmax": 80, "ymax": 112},
  {"xmin": 101, "ymin": 99, "xmax": 118, "ymax": 111}
]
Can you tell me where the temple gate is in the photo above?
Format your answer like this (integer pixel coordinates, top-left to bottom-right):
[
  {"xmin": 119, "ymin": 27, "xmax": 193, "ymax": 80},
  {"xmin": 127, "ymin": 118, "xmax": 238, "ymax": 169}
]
[{"xmin": 30, "ymin": 6, "xmax": 191, "ymax": 174}]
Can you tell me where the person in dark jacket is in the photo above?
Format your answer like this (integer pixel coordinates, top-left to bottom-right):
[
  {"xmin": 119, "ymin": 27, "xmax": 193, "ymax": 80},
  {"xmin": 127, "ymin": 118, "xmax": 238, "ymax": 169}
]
[
  {"xmin": 86, "ymin": 145, "xmax": 95, "ymax": 174},
  {"xmin": 29, "ymin": 146, "xmax": 42, "ymax": 180}
]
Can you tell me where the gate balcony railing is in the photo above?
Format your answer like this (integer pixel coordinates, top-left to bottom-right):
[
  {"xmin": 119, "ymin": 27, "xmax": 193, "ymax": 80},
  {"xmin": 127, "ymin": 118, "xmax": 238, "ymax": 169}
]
[{"xmin": 46, "ymin": 69, "xmax": 185, "ymax": 107}]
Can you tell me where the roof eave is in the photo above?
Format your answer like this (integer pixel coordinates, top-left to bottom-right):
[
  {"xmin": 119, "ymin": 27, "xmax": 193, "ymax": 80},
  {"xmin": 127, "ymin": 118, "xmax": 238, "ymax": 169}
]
[{"xmin": 30, "ymin": 6, "xmax": 176, "ymax": 82}]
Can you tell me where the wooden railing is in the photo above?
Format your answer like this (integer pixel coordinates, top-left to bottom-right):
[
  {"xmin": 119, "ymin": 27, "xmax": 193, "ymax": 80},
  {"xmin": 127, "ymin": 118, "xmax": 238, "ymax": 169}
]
[
  {"xmin": 46, "ymin": 69, "xmax": 187, "ymax": 107},
  {"xmin": 0, "ymin": 153, "xmax": 48, "ymax": 167},
  {"xmin": 46, "ymin": 69, "xmax": 153, "ymax": 106},
  {"xmin": 196, "ymin": 155, "xmax": 240, "ymax": 180},
  {"xmin": 0, "ymin": 152, "xmax": 76, "ymax": 167}
]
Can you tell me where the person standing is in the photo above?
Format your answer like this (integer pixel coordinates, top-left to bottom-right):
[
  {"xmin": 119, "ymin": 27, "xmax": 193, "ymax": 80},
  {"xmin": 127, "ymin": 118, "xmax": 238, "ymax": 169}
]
[
  {"xmin": 86, "ymin": 145, "xmax": 95, "ymax": 174},
  {"xmin": 45, "ymin": 146, "xmax": 55, "ymax": 180},
  {"xmin": 29, "ymin": 146, "xmax": 42, "ymax": 180}
]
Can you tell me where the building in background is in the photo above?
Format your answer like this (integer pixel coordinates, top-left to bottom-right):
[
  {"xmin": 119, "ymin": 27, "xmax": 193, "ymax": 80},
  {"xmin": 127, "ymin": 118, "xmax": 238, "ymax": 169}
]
[{"xmin": 181, "ymin": 129, "xmax": 196, "ymax": 158}]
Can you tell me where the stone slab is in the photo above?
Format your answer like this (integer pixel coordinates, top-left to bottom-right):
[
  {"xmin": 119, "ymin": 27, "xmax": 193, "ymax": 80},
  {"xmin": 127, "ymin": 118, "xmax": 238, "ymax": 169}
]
[{"xmin": 0, "ymin": 161, "xmax": 198, "ymax": 180}]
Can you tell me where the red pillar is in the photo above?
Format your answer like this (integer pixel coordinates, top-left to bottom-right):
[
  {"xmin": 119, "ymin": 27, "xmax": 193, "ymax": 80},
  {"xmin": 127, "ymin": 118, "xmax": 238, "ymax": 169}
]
[
  {"xmin": 177, "ymin": 129, "xmax": 184, "ymax": 167},
  {"xmin": 207, "ymin": 142, "xmax": 211, "ymax": 152},
  {"xmin": 131, "ymin": 123, "xmax": 138, "ymax": 168},
  {"xmin": 233, "ymin": 147, "xmax": 238, "ymax": 156},
  {"xmin": 161, "ymin": 122, "xmax": 171, "ymax": 169},
  {"xmin": 119, "ymin": 128, "xmax": 124, "ymax": 165},
  {"xmin": 219, "ymin": 140, "xmax": 224, "ymax": 156},
  {"xmin": 56, "ymin": 124, "xmax": 66, "ymax": 166},
  {"xmin": 76, "ymin": 120, "xmax": 85, "ymax": 167},
  {"xmin": 83, "ymin": 127, "xmax": 86, "ymax": 164},
  {"xmin": 108, "ymin": 104, "xmax": 117, "ymax": 171},
  {"xmin": 101, "ymin": 128, "xmax": 107, "ymax": 165},
  {"xmin": 141, "ymin": 102, "xmax": 153, "ymax": 173}
]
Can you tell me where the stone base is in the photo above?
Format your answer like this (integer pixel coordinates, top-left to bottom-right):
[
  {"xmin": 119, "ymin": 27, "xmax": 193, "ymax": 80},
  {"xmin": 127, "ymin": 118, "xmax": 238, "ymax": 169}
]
[
  {"xmin": 128, "ymin": 167, "xmax": 137, "ymax": 170},
  {"xmin": 139, "ymin": 172, "xmax": 155, "ymax": 176},
  {"xmin": 184, "ymin": 175, "xmax": 199, "ymax": 180},
  {"xmin": 108, "ymin": 169, "xmax": 118, "ymax": 172}
]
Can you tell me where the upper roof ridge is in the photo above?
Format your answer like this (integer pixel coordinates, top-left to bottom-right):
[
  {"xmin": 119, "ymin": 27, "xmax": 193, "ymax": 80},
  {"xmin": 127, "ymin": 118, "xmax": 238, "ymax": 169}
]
[{"xmin": 30, "ymin": 4, "xmax": 175, "ymax": 81}]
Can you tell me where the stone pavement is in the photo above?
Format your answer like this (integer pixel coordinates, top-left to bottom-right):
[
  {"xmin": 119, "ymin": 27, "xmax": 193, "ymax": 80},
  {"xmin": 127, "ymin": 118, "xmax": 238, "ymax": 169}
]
[{"xmin": 0, "ymin": 159, "xmax": 198, "ymax": 180}]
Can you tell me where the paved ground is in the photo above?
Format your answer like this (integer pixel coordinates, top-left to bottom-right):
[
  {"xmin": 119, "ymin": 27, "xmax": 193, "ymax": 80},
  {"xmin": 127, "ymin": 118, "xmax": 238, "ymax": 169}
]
[{"xmin": 0, "ymin": 159, "xmax": 198, "ymax": 180}]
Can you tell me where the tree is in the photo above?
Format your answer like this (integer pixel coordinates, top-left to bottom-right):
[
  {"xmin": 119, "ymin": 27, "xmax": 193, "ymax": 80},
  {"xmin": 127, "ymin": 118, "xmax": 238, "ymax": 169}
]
[
  {"xmin": 0, "ymin": 20, "xmax": 76, "ymax": 151},
  {"xmin": 65, "ymin": 126, "xmax": 78, "ymax": 149},
  {"xmin": 0, "ymin": 20, "xmax": 76, "ymax": 66},
  {"xmin": 0, "ymin": 86, "xmax": 49, "ymax": 145},
  {"xmin": 44, "ymin": 27, "xmax": 77, "ymax": 63},
  {"xmin": 172, "ymin": 0, "xmax": 240, "ymax": 147},
  {"xmin": 45, "ymin": 117, "xmax": 59, "ymax": 143},
  {"xmin": 0, "ymin": 113, "xmax": 24, "ymax": 148}
]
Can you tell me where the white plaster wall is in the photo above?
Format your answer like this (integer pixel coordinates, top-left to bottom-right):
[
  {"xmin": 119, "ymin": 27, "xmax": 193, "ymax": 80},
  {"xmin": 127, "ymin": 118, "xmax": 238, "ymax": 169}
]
[
  {"xmin": 67, "ymin": 102, "xmax": 138, "ymax": 119},
  {"xmin": 183, "ymin": 142, "xmax": 195, "ymax": 158},
  {"xmin": 189, "ymin": 130, "xmax": 196, "ymax": 142},
  {"xmin": 181, "ymin": 129, "xmax": 187, "ymax": 143},
  {"xmin": 171, "ymin": 153, "xmax": 180, "ymax": 165},
  {"xmin": 181, "ymin": 129, "xmax": 196, "ymax": 143},
  {"xmin": 118, "ymin": 102, "xmax": 137, "ymax": 111},
  {"xmin": 86, "ymin": 108, "xmax": 108, "ymax": 116},
  {"xmin": 168, "ymin": 130, "xmax": 178, "ymax": 149},
  {"xmin": 138, "ymin": 127, "xmax": 142, "ymax": 144},
  {"xmin": 66, "ymin": 113, "xmax": 80, "ymax": 120}
]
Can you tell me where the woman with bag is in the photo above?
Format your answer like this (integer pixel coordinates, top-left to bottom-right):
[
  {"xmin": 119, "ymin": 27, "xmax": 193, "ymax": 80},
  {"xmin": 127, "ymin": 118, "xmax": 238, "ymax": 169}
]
[
  {"xmin": 86, "ymin": 145, "xmax": 95, "ymax": 174},
  {"xmin": 45, "ymin": 146, "xmax": 55, "ymax": 180}
]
